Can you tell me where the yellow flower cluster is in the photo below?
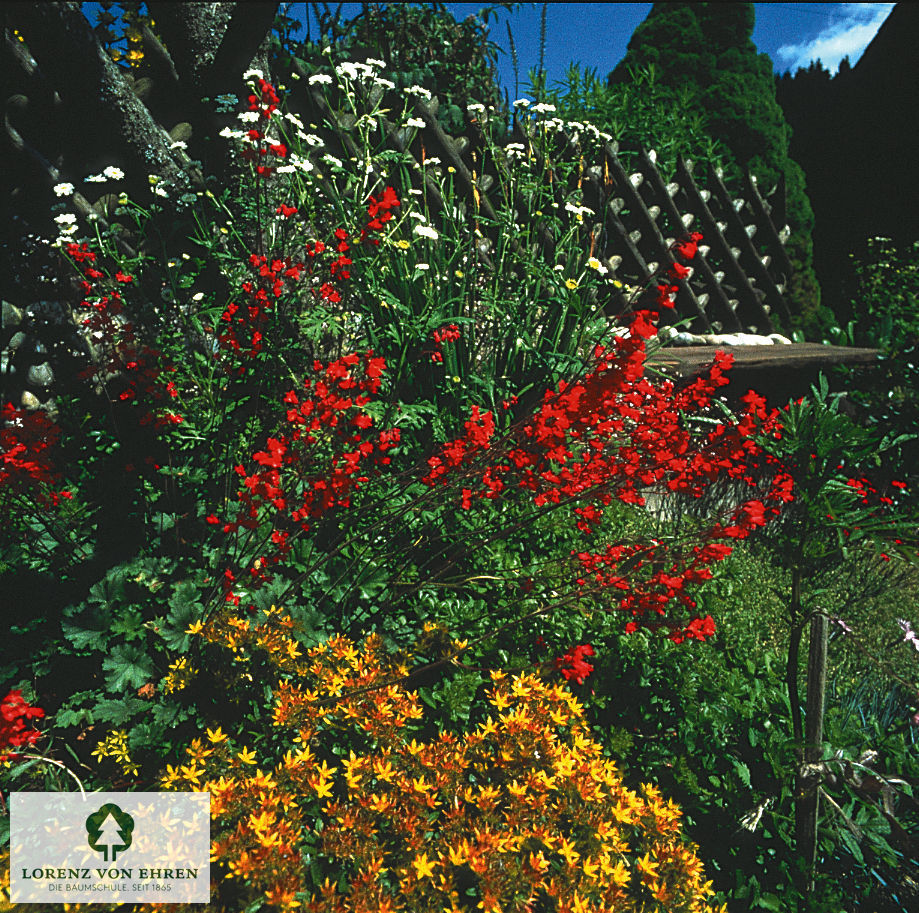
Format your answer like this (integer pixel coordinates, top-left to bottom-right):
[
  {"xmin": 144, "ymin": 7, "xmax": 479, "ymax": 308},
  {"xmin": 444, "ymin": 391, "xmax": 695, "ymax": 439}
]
[
  {"xmin": 162, "ymin": 656, "xmax": 197, "ymax": 694},
  {"xmin": 105, "ymin": 9, "xmax": 151, "ymax": 67},
  {"xmin": 159, "ymin": 611, "xmax": 724, "ymax": 913},
  {"xmin": 91, "ymin": 729, "xmax": 139, "ymax": 778}
]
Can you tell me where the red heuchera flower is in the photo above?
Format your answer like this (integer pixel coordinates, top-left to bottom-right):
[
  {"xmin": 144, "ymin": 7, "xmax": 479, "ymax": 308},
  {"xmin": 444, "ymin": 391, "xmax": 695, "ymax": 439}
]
[
  {"xmin": 63, "ymin": 242, "xmax": 182, "ymax": 429},
  {"xmin": 431, "ymin": 324, "xmax": 461, "ymax": 363},
  {"xmin": 240, "ymin": 79, "xmax": 286, "ymax": 177},
  {"xmin": 423, "ymin": 300, "xmax": 795, "ymax": 640},
  {"xmin": 362, "ymin": 186, "xmax": 401, "ymax": 243},
  {"xmin": 0, "ymin": 689, "xmax": 45, "ymax": 761},
  {"xmin": 554, "ymin": 644, "xmax": 595, "ymax": 685},
  {"xmin": 673, "ymin": 231, "xmax": 704, "ymax": 260},
  {"xmin": 210, "ymin": 351, "xmax": 400, "ymax": 607},
  {"xmin": 1, "ymin": 403, "xmax": 72, "ymax": 507}
]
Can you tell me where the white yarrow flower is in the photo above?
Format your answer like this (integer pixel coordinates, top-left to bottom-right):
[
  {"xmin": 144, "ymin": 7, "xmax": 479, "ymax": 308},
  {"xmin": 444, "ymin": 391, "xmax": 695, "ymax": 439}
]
[
  {"xmin": 53, "ymin": 182, "xmax": 75, "ymax": 197},
  {"xmin": 405, "ymin": 117, "xmax": 425, "ymax": 129},
  {"xmin": 587, "ymin": 257, "xmax": 608, "ymax": 275},
  {"xmin": 237, "ymin": 111, "xmax": 260, "ymax": 123},
  {"xmin": 414, "ymin": 225, "xmax": 439, "ymax": 240},
  {"xmin": 103, "ymin": 166, "xmax": 125, "ymax": 180},
  {"xmin": 54, "ymin": 213, "xmax": 77, "ymax": 225},
  {"xmin": 308, "ymin": 73, "xmax": 332, "ymax": 85},
  {"xmin": 85, "ymin": 173, "xmax": 107, "ymax": 183},
  {"xmin": 243, "ymin": 68, "xmax": 264, "ymax": 81},
  {"xmin": 336, "ymin": 62, "xmax": 360, "ymax": 80}
]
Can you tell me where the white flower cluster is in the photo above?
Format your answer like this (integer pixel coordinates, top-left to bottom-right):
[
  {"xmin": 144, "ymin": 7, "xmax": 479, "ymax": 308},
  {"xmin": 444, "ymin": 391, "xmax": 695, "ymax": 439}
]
[
  {"xmin": 85, "ymin": 166, "xmax": 125, "ymax": 183},
  {"xmin": 404, "ymin": 85, "xmax": 432, "ymax": 100},
  {"xmin": 275, "ymin": 152, "xmax": 314, "ymax": 175},
  {"xmin": 587, "ymin": 256, "xmax": 608, "ymax": 276},
  {"xmin": 414, "ymin": 224, "xmax": 439, "ymax": 240},
  {"xmin": 565, "ymin": 202, "xmax": 594, "ymax": 221}
]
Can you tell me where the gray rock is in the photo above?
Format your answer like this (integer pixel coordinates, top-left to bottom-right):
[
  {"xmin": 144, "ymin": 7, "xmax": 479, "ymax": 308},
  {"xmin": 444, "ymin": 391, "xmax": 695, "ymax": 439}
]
[
  {"xmin": 2, "ymin": 301, "xmax": 23, "ymax": 328},
  {"xmin": 28, "ymin": 362, "xmax": 54, "ymax": 387},
  {"xmin": 7, "ymin": 332, "xmax": 26, "ymax": 350}
]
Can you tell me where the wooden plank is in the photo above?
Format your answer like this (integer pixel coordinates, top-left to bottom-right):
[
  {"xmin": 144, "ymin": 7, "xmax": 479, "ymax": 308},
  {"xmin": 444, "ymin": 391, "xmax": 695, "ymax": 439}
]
[{"xmin": 648, "ymin": 343, "xmax": 879, "ymax": 377}]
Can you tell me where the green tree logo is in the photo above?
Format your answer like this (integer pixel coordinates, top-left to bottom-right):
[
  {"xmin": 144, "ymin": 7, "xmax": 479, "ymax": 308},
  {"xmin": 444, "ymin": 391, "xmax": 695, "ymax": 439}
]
[{"xmin": 86, "ymin": 803, "xmax": 134, "ymax": 862}]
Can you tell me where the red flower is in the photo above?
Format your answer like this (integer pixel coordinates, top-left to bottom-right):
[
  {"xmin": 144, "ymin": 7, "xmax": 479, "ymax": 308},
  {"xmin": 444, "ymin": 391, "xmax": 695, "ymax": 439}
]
[
  {"xmin": 554, "ymin": 644, "xmax": 595, "ymax": 685},
  {"xmin": 0, "ymin": 689, "xmax": 45, "ymax": 761}
]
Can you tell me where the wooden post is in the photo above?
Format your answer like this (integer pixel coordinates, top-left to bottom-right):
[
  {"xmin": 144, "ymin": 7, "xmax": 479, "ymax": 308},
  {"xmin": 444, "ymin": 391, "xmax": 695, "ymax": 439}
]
[{"xmin": 795, "ymin": 611, "xmax": 828, "ymax": 894}]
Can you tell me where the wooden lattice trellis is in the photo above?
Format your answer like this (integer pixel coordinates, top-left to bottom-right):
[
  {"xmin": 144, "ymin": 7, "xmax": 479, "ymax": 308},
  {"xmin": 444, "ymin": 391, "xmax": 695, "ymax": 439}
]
[{"xmin": 288, "ymin": 65, "xmax": 796, "ymax": 337}]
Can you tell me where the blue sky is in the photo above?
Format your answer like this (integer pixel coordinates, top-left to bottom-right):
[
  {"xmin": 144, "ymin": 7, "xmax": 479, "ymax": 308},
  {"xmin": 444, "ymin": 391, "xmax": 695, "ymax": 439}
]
[{"xmin": 291, "ymin": 2, "xmax": 895, "ymax": 93}]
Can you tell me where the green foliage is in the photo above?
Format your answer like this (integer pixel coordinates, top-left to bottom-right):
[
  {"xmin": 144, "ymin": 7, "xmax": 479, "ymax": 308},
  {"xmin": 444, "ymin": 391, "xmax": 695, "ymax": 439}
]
[
  {"xmin": 587, "ymin": 542, "xmax": 919, "ymax": 912},
  {"xmin": 544, "ymin": 62, "xmax": 729, "ymax": 178},
  {"xmin": 838, "ymin": 237, "xmax": 919, "ymax": 486},
  {"xmin": 286, "ymin": 2, "xmax": 512, "ymax": 134}
]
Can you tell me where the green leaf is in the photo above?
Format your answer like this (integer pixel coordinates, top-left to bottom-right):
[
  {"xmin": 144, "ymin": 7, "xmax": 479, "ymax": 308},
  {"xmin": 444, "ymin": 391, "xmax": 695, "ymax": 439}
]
[
  {"xmin": 56, "ymin": 706, "xmax": 94, "ymax": 728},
  {"xmin": 62, "ymin": 615, "xmax": 109, "ymax": 650},
  {"xmin": 110, "ymin": 608, "xmax": 145, "ymax": 642},
  {"xmin": 92, "ymin": 697, "xmax": 149, "ymax": 725},
  {"xmin": 837, "ymin": 826, "xmax": 865, "ymax": 866},
  {"xmin": 102, "ymin": 644, "xmax": 156, "ymax": 692},
  {"xmin": 732, "ymin": 758, "xmax": 751, "ymax": 788},
  {"xmin": 165, "ymin": 581, "xmax": 202, "ymax": 651}
]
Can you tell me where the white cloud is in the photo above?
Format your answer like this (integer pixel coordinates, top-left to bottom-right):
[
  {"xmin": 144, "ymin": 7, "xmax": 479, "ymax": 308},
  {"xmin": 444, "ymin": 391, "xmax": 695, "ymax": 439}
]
[{"xmin": 776, "ymin": 3, "xmax": 894, "ymax": 74}]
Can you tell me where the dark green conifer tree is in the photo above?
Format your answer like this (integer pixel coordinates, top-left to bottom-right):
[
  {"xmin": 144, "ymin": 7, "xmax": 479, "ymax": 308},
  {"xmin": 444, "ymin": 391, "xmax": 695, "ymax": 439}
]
[{"xmin": 608, "ymin": 2, "xmax": 821, "ymax": 334}]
